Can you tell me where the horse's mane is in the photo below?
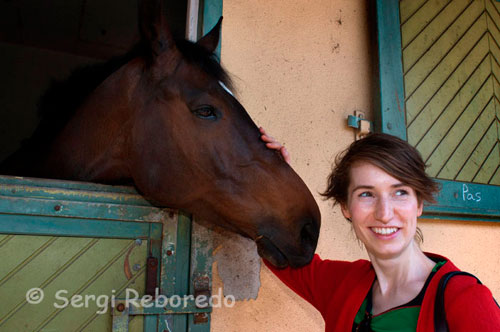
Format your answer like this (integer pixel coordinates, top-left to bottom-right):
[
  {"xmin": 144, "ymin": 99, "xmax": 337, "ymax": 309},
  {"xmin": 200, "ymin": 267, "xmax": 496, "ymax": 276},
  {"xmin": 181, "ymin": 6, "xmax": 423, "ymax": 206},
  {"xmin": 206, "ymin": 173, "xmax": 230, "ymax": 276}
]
[
  {"xmin": 25, "ymin": 38, "xmax": 234, "ymax": 148},
  {"xmin": 176, "ymin": 39, "xmax": 234, "ymax": 92}
]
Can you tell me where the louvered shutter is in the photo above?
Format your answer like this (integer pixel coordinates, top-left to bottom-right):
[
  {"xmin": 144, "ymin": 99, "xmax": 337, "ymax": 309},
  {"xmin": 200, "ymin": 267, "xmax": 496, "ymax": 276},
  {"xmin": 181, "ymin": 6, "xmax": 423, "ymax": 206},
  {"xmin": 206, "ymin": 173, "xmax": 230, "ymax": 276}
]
[{"xmin": 376, "ymin": 0, "xmax": 500, "ymax": 221}]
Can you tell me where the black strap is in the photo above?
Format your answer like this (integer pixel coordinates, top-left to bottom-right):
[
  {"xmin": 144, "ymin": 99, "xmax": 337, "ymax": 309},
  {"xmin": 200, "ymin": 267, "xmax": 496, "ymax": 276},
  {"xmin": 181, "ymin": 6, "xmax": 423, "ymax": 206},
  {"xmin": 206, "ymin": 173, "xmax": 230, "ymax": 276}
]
[{"xmin": 434, "ymin": 271, "xmax": 482, "ymax": 332}]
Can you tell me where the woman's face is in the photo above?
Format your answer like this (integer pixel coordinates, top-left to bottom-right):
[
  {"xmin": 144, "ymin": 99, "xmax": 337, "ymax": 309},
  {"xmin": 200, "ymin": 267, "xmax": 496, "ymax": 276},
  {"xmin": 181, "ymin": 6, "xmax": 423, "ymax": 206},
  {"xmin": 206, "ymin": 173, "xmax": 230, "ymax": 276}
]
[{"xmin": 341, "ymin": 162, "xmax": 423, "ymax": 260}]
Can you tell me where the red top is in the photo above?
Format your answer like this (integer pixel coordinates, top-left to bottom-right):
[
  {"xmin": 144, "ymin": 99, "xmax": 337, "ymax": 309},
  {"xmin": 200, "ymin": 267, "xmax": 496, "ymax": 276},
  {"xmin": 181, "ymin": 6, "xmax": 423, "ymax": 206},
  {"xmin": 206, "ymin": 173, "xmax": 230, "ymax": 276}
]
[{"xmin": 265, "ymin": 253, "xmax": 500, "ymax": 331}]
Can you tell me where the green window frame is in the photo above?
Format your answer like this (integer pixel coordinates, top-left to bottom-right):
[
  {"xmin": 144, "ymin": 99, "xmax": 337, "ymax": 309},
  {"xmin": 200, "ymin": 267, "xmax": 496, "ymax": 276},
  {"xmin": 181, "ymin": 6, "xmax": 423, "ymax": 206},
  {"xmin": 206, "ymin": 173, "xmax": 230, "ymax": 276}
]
[
  {"xmin": 201, "ymin": 0, "xmax": 223, "ymax": 57},
  {"xmin": 375, "ymin": 0, "xmax": 500, "ymax": 222}
]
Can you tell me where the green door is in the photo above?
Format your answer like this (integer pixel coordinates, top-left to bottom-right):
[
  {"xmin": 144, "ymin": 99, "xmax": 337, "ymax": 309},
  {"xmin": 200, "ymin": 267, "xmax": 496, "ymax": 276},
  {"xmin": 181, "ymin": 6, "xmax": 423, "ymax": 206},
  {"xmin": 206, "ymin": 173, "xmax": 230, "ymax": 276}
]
[{"xmin": 0, "ymin": 176, "xmax": 212, "ymax": 332}]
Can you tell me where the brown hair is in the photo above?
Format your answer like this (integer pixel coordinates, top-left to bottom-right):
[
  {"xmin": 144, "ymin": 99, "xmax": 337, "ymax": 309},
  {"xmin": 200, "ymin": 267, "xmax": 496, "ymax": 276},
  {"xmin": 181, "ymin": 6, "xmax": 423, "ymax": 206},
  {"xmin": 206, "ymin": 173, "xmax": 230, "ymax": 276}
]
[{"xmin": 321, "ymin": 133, "xmax": 440, "ymax": 207}]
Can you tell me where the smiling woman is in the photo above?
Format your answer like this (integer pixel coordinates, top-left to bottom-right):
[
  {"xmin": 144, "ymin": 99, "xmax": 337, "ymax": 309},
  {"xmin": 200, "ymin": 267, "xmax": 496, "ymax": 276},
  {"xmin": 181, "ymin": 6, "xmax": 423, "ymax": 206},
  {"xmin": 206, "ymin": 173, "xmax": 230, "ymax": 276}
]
[
  {"xmin": 261, "ymin": 131, "xmax": 500, "ymax": 332},
  {"xmin": 341, "ymin": 163, "xmax": 425, "ymax": 262},
  {"xmin": 323, "ymin": 135, "xmax": 439, "ymax": 249}
]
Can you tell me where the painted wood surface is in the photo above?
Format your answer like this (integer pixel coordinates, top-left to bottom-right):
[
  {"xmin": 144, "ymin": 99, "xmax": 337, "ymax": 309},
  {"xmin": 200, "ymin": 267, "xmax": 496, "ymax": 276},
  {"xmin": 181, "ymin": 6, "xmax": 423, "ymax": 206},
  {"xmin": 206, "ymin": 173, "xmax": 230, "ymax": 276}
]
[
  {"xmin": 0, "ymin": 175, "xmax": 212, "ymax": 331},
  {"xmin": 400, "ymin": 0, "xmax": 500, "ymax": 185},
  {"xmin": 375, "ymin": 0, "xmax": 407, "ymax": 138},
  {"xmin": 0, "ymin": 177, "xmax": 153, "ymax": 332},
  {"xmin": 0, "ymin": 236, "xmax": 147, "ymax": 331}
]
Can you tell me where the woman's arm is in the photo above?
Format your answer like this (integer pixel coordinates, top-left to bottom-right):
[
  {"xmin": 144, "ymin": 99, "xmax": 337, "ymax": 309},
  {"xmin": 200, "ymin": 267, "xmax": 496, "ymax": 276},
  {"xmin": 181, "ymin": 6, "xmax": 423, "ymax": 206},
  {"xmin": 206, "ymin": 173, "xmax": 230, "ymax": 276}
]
[
  {"xmin": 445, "ymin": 277, "xmax": 500, "ymax": 331},
  {"xmin": 259, "ymin": 128, "xmax": 350, "ymax": 313}
]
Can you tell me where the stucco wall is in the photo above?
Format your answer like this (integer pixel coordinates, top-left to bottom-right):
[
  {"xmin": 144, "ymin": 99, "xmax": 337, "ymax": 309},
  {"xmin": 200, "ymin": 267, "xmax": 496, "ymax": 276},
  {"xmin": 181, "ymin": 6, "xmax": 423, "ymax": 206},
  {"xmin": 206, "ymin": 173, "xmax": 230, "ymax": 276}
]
[{"xmin": 213, "ymin": 0, "xmax": 500, "ymax": 331}]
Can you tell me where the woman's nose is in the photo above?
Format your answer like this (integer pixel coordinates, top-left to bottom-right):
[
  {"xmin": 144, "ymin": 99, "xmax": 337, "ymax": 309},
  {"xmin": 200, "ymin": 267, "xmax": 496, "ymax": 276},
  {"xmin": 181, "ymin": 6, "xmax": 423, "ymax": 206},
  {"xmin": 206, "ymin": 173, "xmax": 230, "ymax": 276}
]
[{"xmin": 375, "ymin": 196, "xmax": 393, "ymax": 223}]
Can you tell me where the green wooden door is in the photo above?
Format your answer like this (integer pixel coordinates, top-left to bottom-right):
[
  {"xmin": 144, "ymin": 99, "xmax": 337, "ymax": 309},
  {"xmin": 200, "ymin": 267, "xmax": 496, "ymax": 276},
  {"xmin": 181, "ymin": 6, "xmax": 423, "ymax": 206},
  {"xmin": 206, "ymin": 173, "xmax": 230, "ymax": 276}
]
[
  {"xmin": 0, "ymin": 176, "xmax": 212, "ymax": 332},
  {"xmin": 0, "ymin": 235, "xmax": 149, "ymax": 331},
  {"xmin": 376, "ymin": 0, "xmax": 500, "ymax": 221}
]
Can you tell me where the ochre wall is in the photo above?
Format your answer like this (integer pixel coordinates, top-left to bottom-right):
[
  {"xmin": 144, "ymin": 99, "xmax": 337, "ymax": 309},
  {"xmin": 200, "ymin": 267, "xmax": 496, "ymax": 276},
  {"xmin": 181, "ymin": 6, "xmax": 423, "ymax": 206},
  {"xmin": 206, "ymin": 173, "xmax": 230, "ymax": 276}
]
[{"xmin": 213, "ymin": 0, "xmax": 500, "ymax": 331}]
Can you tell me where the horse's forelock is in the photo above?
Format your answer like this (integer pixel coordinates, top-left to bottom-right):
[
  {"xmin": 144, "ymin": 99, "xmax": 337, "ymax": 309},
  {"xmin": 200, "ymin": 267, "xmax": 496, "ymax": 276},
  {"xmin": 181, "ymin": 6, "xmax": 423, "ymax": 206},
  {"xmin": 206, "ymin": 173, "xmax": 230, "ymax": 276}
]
[{"xmin": 175, "ymin": 39, "xmax": 235, "ymax": 93}]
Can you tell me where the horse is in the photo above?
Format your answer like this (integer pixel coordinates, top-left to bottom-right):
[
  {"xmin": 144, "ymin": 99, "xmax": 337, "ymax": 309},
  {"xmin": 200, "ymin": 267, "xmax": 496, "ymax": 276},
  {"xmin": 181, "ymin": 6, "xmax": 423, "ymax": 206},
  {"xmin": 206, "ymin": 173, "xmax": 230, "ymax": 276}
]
[{"xmin": 0, "ymin": 0, "xmax": 320, "ymax": 269}]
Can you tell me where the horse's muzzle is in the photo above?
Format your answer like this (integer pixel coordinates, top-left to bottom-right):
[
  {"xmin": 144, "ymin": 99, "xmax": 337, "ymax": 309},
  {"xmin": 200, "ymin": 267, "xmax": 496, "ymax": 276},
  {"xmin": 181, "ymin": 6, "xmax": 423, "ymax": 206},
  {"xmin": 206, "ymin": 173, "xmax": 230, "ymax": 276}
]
[{"xmin": 256, "ymin": 219, "xmax": 319, "ymax": 269}]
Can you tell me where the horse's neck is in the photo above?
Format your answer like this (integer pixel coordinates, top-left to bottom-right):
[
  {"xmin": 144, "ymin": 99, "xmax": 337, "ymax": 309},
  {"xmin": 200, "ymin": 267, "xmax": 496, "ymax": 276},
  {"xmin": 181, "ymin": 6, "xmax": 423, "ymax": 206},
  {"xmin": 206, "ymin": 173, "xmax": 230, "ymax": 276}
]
[
  {"xmin": 51, "ymin": 83, "xmax": 134, "ymax": 182},
  {"xmin": 51, "ymin": 118, "xmax": 131, "ymax": 182},
  {"xmin": 28, "ymin": 65, "xmax": 139, "ymax": 183}
]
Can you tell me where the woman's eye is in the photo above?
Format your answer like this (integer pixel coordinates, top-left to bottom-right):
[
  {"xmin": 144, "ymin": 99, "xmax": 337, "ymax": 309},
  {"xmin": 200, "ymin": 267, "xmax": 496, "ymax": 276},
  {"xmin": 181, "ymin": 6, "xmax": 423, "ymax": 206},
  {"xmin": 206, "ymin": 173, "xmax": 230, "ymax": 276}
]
[
  {"xmin": 359, "ymin": 192, "xmax": 372, "ymax": 198},
  {"xmin": 192, "ymin": 106, "xmax": 217, "ymax": 120},
  {"xmin": 395, "ymin": 189, "xmax": 409, "ymax": 196}
]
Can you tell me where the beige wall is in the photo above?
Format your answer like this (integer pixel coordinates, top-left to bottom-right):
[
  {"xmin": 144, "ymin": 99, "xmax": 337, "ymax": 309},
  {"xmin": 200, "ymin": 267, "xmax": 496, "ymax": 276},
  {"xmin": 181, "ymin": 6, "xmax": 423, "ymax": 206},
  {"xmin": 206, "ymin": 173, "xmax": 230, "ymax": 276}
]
[{"xmin": 214, "ymin": 0, "xmax": 500, "ymax": 331}]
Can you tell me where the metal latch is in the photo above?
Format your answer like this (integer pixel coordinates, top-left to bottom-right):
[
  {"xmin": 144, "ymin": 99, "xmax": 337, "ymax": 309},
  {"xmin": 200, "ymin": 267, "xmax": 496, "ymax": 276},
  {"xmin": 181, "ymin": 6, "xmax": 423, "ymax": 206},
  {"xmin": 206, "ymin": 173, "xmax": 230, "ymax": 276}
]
[
  {"xmin": 111, "ymin": 297, "xmax": 211, "ymax": 332},
  {"xmin": 111, "ymin": 275, "xmax": 212, "ymax": 332},
  {"xmin": 111, "ymin": 259, "xmax": 212, "ymax": 331},
  {"xmin": 347, "ymin": 110, "xmax": 372, "ymax": 140}
]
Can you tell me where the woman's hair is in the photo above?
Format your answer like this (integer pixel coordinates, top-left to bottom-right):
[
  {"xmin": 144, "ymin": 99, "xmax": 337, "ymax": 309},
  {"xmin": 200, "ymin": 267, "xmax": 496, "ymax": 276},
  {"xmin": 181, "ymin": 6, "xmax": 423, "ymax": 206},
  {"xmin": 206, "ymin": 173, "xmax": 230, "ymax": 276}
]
[{"xmin": 321, "ymin": 133, "xmax": 440, "ymax": 207}]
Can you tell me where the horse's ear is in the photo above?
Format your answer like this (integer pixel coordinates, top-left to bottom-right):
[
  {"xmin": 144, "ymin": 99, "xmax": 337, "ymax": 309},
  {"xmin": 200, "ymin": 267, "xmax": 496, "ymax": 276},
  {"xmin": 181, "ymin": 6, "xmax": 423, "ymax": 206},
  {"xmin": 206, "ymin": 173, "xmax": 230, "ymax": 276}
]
[
  {"xmin": 138, "ymin": 0, "xmax": 175, "ymax": 56},
  {"xmin": 197, "ymin": 17, "xmax": 222, "ymax": 53}
]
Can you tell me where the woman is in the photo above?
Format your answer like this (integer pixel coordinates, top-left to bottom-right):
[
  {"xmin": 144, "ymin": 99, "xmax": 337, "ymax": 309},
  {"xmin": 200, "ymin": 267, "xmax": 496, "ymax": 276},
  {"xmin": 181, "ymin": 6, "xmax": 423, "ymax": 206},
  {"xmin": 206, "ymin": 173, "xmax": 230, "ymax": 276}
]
[{"xmin": 260, "ymin": 128, "xmax": 500, "ymax": 332}]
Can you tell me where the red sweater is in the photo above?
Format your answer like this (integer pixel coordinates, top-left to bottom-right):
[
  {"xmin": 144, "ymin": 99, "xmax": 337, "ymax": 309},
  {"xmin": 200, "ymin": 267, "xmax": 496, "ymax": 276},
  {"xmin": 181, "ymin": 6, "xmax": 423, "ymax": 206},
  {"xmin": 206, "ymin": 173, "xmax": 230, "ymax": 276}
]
[{"xmin": 265, "ymin": 253, "xmax": 500, "ymax": 331}]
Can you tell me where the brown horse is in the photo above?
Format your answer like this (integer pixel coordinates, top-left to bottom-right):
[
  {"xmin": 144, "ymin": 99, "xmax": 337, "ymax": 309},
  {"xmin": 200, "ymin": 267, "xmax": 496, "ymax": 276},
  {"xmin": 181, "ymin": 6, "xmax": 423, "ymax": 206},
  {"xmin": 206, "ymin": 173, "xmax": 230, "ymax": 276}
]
[{"xmin": 0, "ymin": 0, "xmax": 320, "ymax": 268}]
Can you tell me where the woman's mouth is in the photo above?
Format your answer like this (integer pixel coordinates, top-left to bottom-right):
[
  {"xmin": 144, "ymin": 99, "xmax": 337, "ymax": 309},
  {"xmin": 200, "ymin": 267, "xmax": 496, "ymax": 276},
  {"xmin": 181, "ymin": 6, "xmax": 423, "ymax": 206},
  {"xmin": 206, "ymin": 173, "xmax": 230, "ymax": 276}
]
[{"xmin": 371, "ymin": 227, "xmax": 399, "ymax": 236}]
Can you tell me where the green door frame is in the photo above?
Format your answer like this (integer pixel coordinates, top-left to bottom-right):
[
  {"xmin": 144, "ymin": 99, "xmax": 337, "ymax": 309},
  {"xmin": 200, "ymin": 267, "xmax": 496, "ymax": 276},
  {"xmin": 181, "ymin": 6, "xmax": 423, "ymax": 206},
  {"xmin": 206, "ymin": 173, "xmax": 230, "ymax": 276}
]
[{"xmin": 202, "ymin": 0, "xmax": 223, "ymax": 57}]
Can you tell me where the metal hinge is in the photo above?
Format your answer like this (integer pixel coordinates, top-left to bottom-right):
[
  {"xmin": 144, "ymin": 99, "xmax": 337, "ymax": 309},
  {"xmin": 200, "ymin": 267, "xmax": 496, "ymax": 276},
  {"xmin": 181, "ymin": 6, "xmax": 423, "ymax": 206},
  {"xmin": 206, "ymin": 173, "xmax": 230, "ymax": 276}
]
[{"xmin": 347, "ymin": 110, "xmax": 372, "ymax": 140}]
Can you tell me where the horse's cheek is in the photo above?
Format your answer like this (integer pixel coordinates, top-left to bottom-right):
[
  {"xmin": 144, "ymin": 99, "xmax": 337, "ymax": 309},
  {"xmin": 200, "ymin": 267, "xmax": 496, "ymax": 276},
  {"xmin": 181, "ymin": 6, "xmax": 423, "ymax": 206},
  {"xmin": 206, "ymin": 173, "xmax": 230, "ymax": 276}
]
[{"xmin": 133, "ymin": 147, "xmax": 196, "ymax": 206}]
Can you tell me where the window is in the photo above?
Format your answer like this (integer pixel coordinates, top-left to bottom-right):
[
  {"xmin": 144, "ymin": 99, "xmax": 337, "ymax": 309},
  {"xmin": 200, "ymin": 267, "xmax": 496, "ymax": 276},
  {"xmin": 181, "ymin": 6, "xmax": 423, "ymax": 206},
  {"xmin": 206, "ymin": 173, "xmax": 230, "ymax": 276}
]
[{"xmin": 375, "ymin": 0, "xmax": 500, "ymax": 221}]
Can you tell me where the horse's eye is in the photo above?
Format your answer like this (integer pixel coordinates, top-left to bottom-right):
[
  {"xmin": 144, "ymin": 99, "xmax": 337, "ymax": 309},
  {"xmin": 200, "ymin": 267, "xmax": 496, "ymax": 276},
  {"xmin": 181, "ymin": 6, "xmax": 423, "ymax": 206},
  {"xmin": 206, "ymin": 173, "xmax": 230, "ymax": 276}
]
[{"xmin": 192, "ymin": 106, "xmax": 218, "ymax": 120}]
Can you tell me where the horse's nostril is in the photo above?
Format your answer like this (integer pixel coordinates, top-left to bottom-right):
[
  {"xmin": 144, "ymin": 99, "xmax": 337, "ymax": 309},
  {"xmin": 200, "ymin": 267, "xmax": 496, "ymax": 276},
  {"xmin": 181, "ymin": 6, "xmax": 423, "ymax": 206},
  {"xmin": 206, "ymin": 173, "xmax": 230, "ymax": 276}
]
[{"xmin": 301, "ymin": 221, "xmax": 318, "ymax": 246}]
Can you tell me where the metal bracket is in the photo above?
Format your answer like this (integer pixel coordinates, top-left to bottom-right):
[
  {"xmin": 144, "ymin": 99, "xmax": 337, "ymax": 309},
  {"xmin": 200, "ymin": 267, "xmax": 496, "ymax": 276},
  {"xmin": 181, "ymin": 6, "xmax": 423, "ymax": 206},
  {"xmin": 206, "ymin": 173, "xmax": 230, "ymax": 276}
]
[
  {"xmin": 145, "ymin": 257, "xmax": 158, "ymax": 296},
  {"xmin": 112, "ymin": 302, "xmax": 130, "ymax": 332},
  {"xmin": 347, "ymin": 110, "xmax": 372, "ymax": 140},
  {"xmin": 193, "ymin": 274, "xmax": 211, "ymax": 324}
]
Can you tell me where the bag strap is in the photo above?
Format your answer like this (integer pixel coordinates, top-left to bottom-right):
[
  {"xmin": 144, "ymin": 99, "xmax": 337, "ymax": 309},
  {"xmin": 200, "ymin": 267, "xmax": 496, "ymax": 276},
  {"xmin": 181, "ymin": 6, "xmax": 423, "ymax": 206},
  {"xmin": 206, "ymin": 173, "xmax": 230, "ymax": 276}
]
[{"xmin": 434, "ymin": 271, "xmax": 482, "ymax": 332}]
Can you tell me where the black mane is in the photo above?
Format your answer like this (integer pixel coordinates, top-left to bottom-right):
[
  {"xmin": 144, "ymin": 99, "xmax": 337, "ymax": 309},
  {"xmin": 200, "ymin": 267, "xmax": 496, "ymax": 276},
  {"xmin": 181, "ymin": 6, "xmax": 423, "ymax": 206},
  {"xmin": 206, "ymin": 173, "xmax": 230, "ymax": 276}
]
[{"xmin": 25, "ymin": 38, "xmax": 233, "ymax": 148}]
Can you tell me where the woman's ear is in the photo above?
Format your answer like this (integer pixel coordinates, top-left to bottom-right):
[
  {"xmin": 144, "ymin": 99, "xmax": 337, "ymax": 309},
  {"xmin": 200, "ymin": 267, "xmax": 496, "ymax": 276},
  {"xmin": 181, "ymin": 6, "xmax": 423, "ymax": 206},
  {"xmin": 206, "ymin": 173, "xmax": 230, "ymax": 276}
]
[
  {"xmin": 341, "ymin": 203, "xmax": 352, "ymax": 221},
  {"xmin": 417, "ymin": 200, "xmax": 424, "ymax": 217}
]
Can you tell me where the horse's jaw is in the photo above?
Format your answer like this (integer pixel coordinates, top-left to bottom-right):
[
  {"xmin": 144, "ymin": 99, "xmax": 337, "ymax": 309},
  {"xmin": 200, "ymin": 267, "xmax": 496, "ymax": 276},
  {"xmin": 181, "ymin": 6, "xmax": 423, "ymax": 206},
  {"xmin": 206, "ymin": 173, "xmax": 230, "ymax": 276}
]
[
  {"xmin": 182, "ymin": 204, "xmax": 309, "ymax": 269},
  {"xmin": 255, "ymin": 235, "xmax": 289, "ymax": 269},
  {"xmin": 179, "ymin": 190, "xmax": 320, "ymax": 269}
]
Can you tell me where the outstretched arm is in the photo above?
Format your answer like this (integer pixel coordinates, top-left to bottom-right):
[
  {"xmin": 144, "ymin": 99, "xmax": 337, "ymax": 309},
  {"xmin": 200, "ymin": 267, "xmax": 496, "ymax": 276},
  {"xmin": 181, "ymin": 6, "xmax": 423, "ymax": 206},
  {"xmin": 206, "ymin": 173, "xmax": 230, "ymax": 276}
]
[{"xmin": 259, "ymin": 127, "xmax": 291, "ymax": 165}]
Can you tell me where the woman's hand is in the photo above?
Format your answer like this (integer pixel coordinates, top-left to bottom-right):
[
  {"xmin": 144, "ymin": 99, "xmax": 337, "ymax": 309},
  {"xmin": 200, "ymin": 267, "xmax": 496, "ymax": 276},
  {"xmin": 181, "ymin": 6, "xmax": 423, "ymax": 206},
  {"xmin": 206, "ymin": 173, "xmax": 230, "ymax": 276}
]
[{"xmin": 259, "ymin": 127, "xmax": 291, "ymax": 165}]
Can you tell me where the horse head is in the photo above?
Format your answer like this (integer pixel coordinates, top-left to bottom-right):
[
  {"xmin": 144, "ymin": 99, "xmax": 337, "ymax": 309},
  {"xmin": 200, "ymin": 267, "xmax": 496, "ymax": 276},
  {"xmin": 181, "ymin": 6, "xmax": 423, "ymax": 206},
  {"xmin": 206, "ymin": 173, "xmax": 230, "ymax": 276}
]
[{"xmin": 126, "ymin": 5, "xmax": 320, "ymax": 268}]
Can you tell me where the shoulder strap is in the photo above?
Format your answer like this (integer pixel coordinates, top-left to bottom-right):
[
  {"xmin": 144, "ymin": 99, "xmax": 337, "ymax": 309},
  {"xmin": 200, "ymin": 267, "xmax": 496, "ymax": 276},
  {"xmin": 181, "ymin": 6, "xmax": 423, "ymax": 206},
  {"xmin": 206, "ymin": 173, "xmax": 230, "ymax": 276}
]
[{"xmin": 434, "ymin": 271, "xmax": 482, "ymax": 332}]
